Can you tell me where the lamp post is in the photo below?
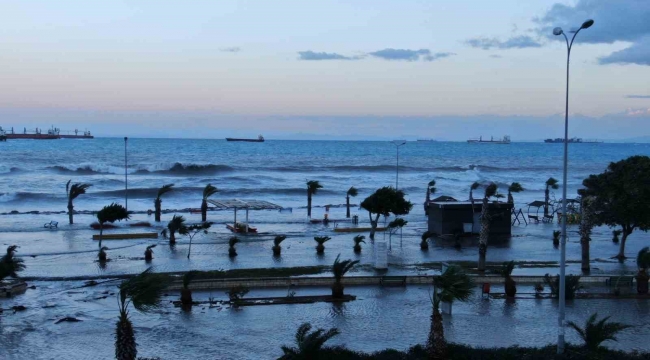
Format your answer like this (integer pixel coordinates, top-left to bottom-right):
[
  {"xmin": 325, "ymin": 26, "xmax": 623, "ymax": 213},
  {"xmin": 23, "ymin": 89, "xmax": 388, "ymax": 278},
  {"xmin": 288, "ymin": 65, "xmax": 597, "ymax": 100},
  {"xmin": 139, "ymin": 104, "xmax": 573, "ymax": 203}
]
[
  {"xmin": 392, "ymin": 140, "xmax": 406, "ymax": 190},
  {"xmin": 553, "ymin": 19, "xmax": 594, "ymax": 355},
  {"xmin": 124, "ymin": 137, "xmax": 128, "ymax": 211}
]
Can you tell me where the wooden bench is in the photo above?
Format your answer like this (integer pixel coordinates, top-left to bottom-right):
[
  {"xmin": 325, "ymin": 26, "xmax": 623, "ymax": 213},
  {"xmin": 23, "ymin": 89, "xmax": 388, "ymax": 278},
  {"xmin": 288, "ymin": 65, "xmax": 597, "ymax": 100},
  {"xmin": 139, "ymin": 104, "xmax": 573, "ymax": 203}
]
[
  {"xmin": 379, "ymin": 276, "xmax": 407, "ymax": 287},
  {"xmin": 606, "ymin": 276, "xmax": 634, "ymax": 287}
]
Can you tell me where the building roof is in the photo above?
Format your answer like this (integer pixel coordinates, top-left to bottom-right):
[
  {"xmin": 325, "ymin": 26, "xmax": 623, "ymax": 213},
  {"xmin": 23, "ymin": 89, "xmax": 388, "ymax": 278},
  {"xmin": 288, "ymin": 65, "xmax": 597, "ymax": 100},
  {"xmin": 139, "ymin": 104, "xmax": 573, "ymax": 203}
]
[{"xmin": 206, "ymin": 199, "xmax": 282, "ymax": 210}]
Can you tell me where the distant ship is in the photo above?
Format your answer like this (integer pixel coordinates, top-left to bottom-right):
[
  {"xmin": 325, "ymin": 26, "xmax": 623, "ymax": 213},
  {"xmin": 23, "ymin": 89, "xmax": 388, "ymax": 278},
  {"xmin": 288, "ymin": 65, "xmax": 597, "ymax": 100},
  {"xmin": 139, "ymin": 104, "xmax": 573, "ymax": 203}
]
[
  {"xmin": 544, "ymin": 137, "xmax": 603, "ymax": 144},
  {"xmin": 467, "ymin": 135, "xmax": 511, "ymax": 144},
  {"xmin": 416, "ymin": 138, "xmax": 436, "ymax": 142},
  {"xmin": 0, "ymin": 126, "xmax": 93, "ymax": 140},
  {"xmin": 226, "ymin": 135, "xmax": 265, "ymax": 142}
]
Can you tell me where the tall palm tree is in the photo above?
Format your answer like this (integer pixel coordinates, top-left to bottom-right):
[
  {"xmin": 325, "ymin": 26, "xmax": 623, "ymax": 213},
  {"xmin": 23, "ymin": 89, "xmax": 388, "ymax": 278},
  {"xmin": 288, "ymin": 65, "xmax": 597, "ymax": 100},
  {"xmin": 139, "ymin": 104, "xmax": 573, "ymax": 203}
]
[
  {"xmin": 544, "ymin": 177, "xmax": 559, "ymax": 217},
  {"xmin": 228, "ymin": 236, "xmax": 240, "ymax": 257},
  {"xmin": 478, "ymin": 183, "xmax": 497, "ymax": 272},
  {"xmin": 314, "ymin": 236, "xmax": 331, "ymax": 254},
  {"xmin": 97, "ymin": 203, "xmax": 130, "ymax": 248},
  {"xmin": 567, "ymin": 313, "xmax": 632, "ymax": 352},
  {"xmin": 280, "ymin": 323, "xmax": 340, "ymax": 360},
  {"xmin": 66, "ymin": 180, "xmax": 91, "ymax": 224},
  {"xmin": 345, "ymin": 186, "xmax": 358, "ymax": 218},
  {"xmin": 636, "ymin": 247, "xmax": 650, "ymax": 294},
  {"xmin": 115, "ymin": 269, "xmax": 170, "ymax": 360},
  {"xmin": 507, "ymin": 182, "xmax": 523, "ymax": 205},
  {"xmin": 427, "ymin": 265, "xmax": 474, "ymax": 359},
  {"xmin": 201, "ymin": 184, "xmax": 218, "ymax": 222},
  {"xmin": 469, "ymin": 182, "xmax": 480, "ymax": 229},
  {"xmin": 272, "ymin": 235, "xmax": 287, "ymax": 256},
  {"xmin": 165, "ymin": 215, "xmax": 188, "ymax": 245},
  {"xmin": 0, "ymin": 245, "xmax": 26, "ymax": 280},
  {"xmin": 501, "ymin": 260, "xmax": 516, "ymax": 297},
  {"xmin": 353, "ymin": 235, "xmax": 365, "ymax": 253},
  {"xmin": 154, "ymin": 184, "xmax": 174, "ymax": 222},
  {"xmin": 331, "ymin": 254, "xmax": 359, "ymax": 298},
  {"xmin": 306, "ymin": 180, "xmax": 323, "ymax": 218},
  {"xmin": 579, "ymin": 195, "xmax": 596, "ymax": 273}
]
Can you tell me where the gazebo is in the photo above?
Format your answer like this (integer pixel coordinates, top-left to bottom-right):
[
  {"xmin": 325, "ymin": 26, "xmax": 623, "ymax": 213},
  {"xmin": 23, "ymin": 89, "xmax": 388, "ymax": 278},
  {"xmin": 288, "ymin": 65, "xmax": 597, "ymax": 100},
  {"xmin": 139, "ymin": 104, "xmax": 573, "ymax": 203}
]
[{"xmin": 207, "ymin": 199, "xmax": 282, "ymax": 233}]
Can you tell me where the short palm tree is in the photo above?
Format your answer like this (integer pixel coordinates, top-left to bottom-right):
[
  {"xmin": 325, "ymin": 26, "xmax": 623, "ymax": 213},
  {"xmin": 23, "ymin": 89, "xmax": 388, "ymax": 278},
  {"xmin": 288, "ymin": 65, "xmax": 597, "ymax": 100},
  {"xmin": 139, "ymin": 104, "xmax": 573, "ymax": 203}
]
[
  {"xmin": 544, "ymin": 177, "xmax": 559, "ymax": 217},
  {"xmin": 228, "ymin": 236, "xmax": 240, "ymax": 257},
  {"xmin": 164, "ymin": 215, "xmax": 188, "ymax": 245},
  {"xmin": 306, "ymin": 180, "xmax": 323, "ymax": 218},
  {"xmin": 501, "ymin": 260, "xmax": 516, "ymax": 297},
  {"xmin": 421, "ymin": 231, "xmax": 431, "ymax": 250},
  {"xmin": 280, "ymin": 323, "xmax": 340, "ymax": 360},
  {"xmin": 154, "ymin": 183, "xmax": 174, "ymax": 222},
  {"xmin": 181, "ymin": 270, "xmax": 199, "ymax": 306},
  {"xmin": 98, "ymin": 246, "xmax": 109, "ymax": 262},
  {"xmin": 636, "ymin": 247, "xmax": 650, "ymax": 294},
  {"xmin": 144, "ymin": 245, "xmax": 156, "ymax": 262},
  {"xmin": 314, "ymin": 236, "xmax": 331, "ymax": 254},
  {"xmin": 353, "ymin": 235, "xmax": 365, "ymax": 253},
  {"xmin": 201, "ymin": 184, "xmax": 218, "ymax": 222},
  {"xmin": 478, "ymin": 183, "xmax": 497, "ymax": 272},
  {"xmin": 97, "ymin": 203, "xmax": 130, "ymax": 248},
  {"xmin": 332, "ymin": 254, "xmax": 359, "ymax": 298},
  {"xmin": 427, "ymin": 265, "xmax": 474, "ymax": 359},
  {"xmin": 507, "ymin": 182, "xmax": 523, "ymax": 204},
  {"xmin": 115, "ymin": 269, "xmax": 170, "ymax": 360},
  {"xmin": 66, "ymin": 180, "xmax": 91, "ymax": 224},
  {"xmin": 272, "ymin": 235, "xmax": 287, "ymax": 256},
  {"xmin": 567, "ymin": 313, "xmax": 632, "ymax": 351},
  {"xmin": 0, "ymin": 245, "xmax": 26, "ymax": 280},
  {"xmin": 345, "ymin": 186, "xmax": 358, "ymax": 218}
]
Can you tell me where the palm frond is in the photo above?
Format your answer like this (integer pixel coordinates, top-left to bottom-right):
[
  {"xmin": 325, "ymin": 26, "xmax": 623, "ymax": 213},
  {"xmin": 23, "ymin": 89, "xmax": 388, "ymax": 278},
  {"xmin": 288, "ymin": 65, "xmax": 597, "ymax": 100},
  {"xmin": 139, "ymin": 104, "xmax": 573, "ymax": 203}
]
[
  {"xmin": 568, "ymin": 312, "xmax": 632, "ymax": 350},
  {"xmin": 285, "ymin": 322, "xmax": 340, "ymax": 356},
  {"xmin": 353, "ymin": 235, "xmax": 366, "ymax": 245},
  {"xmin": 182, "ymin": 270, "xmax": 200, "ymax": 289},
  {"xmin": 229, "ymin": 236, "xmax": 240, "ymax": 248},
  {"xmin": 202, "ymin": 184, "xmax": 218, "ymax": 200},
  {"xmin": 314, "ymin": 236, "xmax": 331, "ymax": 245},
  {"xmin": 146, "ymin": 244, "xmax": 156, "ymax": 251},
  {"xmin": 273, "ymin": 235, "xmax": 287, "ymax": 246},
  {"xmin": 167, "ymin": 215, "xmax": 187, "ymax": 233},
  {"xmin": 68, "ymin": 183, "xmax": 92, "ymax": 200},
  {"xmin": 0, "ymin": 245, "xmax": 26, "ymax": 278},
  {"xmin": 332, "ymin": 254, "xmax": 360, "ymax": 281},
  {"xmin": 307, "ymin": 180, "xmax": 323, "ymax": 194},
  {"xmin": 388, "ymin": 218, "xmax": 408, "ymax": 229},
  {"xmin": 97, "ymin": 203, "xmax": 130, "ymax": 224},
  {"xmin": 637, "ymin": 247, "xmax": 650, "ymax": 270},
  {"xmin": 119, "ymin": 268, "xmax": 171, "ymax": 312},
  {"xmin": 471, "ymin": 182, "xmax": 480, "ymax": 190},
  {"xmin": 508, "ymin": 182, "xmax": 524, "ymax": 193},
  {"xmin": 435, "ymin": 265, "xmax": 475, "ymax": 304},
  {"xmin": 484, "ymin": 183, "xmax": 498, "ymax": 199},
  {"xmin": 347, "ymin": 186, "xmax": 358, "ymax": 197},
  {"xmin": 546, "ymin": 177, "xmax": 559, "ymax": 190},
  {"xmin": 156, "ymin": 183, "xmax": 175, "ymax": 200},
  {"xmin": 421, "ymin": 231, "xmax": 431, "ymax": 242},
  {"xmin": 500, "ymin": 261, "xmax": 515, "ymax": 277}
]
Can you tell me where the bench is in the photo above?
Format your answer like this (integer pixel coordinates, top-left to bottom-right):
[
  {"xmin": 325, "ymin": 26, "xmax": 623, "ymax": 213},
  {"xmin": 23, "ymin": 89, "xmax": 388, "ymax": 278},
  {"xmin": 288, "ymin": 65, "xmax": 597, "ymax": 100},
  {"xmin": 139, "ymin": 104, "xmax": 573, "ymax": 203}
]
[
  {"xmin": 528, "ymin": 215, "xmax": 539, "ymax": 223},
  {"xmin": 44, "ymin": 221, "xmax": 58, "ymax": 229},
  {"xmin": 379, "ymin": 276, "xmax": 406, "ymax": 287},
  {"xmin": 606, "ymin": 276, "xmax": 634, "ymax": 287}
]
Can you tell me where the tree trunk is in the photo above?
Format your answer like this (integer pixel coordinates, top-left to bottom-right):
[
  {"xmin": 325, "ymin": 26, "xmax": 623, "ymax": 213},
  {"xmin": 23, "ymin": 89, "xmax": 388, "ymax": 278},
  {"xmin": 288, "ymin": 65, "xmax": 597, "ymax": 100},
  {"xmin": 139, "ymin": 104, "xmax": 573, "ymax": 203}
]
[
  {"xmin": 201, "ymin": 199, "xmax": 208, "ymax": 222},
  {"xmin": 544, "ymin": 188, "xmax": 549, "ymax": 217},
  {"xmin": 316, "ymin": 244, "xmax": 324, "ymax": 254},
  {"xmin": 427, "ymin": 307, "xmax": 446, "ymax": 360},
  {"xmin": 580, "ymin": 238, "xmax": 590, "ymax": 273},
  {"xmin": 505, "ymin": 277, "xmax": 517, "ymax": 297},
  {"xmin": 144, "ymin": 249, "xmax": 153, "ymax": 261},
  {"xmin": 346, "ymin": 196, "xmax": 350, "ymax": 218},
  {"xmin": 99, "ymin": 224, "xmax": 103, "ymax": 248},
  {"xmin": 307, "ymin": 191, "xmax": 312, "ymax": 218},
  {"xmin": 579, "ymin": 198, "xmax": 593, "ymax": 273},
  {"xmin": 115, "ymin": 310, "xmax": 137, "ymax": 360},
  {"xmin": 169, "ymin": 230, "xmax": 176, "ymax": 245},
  {"xmin": 478, "ymin": 198, "xmax": 490, "ymax": 272},
  {"xmin": 273, "ymin": 245, "xmax": 281, "ymax": 256},
  {"xmin": 507, "ymin": 191, "xmax": 514, "ymax": 205},
  {"xmin": 369, "ymin": 214, "xmax": 380, "ymax": 241},
  {"xmin": 68, "ymin": 200, "xmax": 74, "ymax": 224},
  {"xmin": 637, "ymin": 270, "xmax": 649, "ymax": 295},
  {"xmin": 155, "ymin": 199, "xmax": 162, "ymax": 222},
  {"xmin": 180, "ymin": 288, "xmax": 193, "ymax": 305},
  {"xmin": 331, "ymin": 281, "xmax": 344, "ymax": 298},
  {"xmin": 354, "ymin": 244, "xmax": 361, "ymax": 253},
  {"xmin": 616, "ymin": 230, "xmax": 630, "ymax": 260}
]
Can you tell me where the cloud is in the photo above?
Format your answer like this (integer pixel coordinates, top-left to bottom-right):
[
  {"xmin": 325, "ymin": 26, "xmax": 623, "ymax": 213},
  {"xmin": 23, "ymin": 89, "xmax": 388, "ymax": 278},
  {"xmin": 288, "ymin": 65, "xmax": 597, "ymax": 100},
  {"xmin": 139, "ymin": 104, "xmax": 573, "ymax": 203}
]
[
  {"xmin": 626, "ymin": 95, "xmax": 650, "ymax": 99},
  {"xmin": 298, "ymin": 49, "xmax": 454, "ymax": 62},
  {"xmin": 466, "ymin": 36, "xmax": 542, "ymax": 50},
  {"xmin": 535, "ymin": 0, "xmax": 650, "ymax": 66},
  {"xmin": 297, "ymin": 51, "xmax": 359, "ymax": 61},
  {"xmin": 220, "ymin": 47, "xmax": 241, "ymax": 53},
  {"xmin": 489, "ymin": 54, "xmax": 503, "ymax": 58}
]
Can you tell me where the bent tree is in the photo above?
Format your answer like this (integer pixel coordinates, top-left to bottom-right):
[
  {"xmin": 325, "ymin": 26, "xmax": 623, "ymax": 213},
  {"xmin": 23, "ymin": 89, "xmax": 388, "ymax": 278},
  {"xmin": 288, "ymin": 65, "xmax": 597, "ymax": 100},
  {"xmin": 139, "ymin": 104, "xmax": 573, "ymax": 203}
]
[
  {"xmin": 360, "ymin": 187, "xmax": 413, "ymax": 241},
  {"xmin": 66, "ymin": 180, "xmax": 91, "ymax": 224},
  {"xmin": 581, "ymin": 156, "xmax": 650, "ymax": 260}
]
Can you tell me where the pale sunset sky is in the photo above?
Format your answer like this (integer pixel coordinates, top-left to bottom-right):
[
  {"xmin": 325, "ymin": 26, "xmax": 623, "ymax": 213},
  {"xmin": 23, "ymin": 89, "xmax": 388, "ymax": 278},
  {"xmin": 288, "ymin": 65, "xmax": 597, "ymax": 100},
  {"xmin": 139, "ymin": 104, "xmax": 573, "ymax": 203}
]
[{"xmin": 0, "ymin": 0, "xmax": 649, "ymax": 140}]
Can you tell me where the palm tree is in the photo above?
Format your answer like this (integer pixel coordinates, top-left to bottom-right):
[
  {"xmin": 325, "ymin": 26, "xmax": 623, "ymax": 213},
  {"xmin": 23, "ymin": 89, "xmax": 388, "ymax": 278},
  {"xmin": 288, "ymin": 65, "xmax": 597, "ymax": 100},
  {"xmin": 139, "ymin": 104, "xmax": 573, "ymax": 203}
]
[
  {"xmin": 154, "ymin": 183, "xmax": 174, "ymax": 222},
  {"xmin": 469, "ymin": 182, "xmax": 480, "ymax": 229},
  {"xmin": 98, "ymin": 246, "xmax": 109, "ymax": 262},
  {"xmin": 228, "ymin": 236, "xmax": 240, "ymax": 257},
  {"xmin": 553, "ymin": 230, "xmax": 561, "ymax": 247},
  {"xmin": 115, "ymin": 269, "xmax": 170, "ymax": 360},
  {"xmin": 388, "ymin": 218, "xmax": 408, "ymax": 245},
  {"xmin": 636, "ymin": 247, "xmax": 650, "ymax": 294},
  {"xmin": 345, "ymin": 186, "xmax": 358, "ymax": 218},
  {"xmin": 144, "ymin": 245, "xmax": 156, "ymax": 262},
  {"xmin": 544, "ymin": 177, "xmax": 559, "ymax": 217},
  {"xmin": 97, "ymin": 203, "xmax": 130, "ymax": 248},
  {"xmin": 272, "ymin": 235, "xmax": 287, "ymax": 256},
  {"xmin": 280, "ymin": 323, "xmax": 340, "ymax": 360},
  {"xmin": 501, "ymin": 261, "xmax": 516, "ymax": 297},
  {"xmin": 306, "ymin": 180, "xmax": 323, "ymax": 218},
  {"xmin": 314, "ymin": 236, "xmax": 331, "ymax": 254},
  {"xmin": 164, "ymin": 215, "xmax": 188, "ymax": 245},
  {"xmin": 0, "ymin": 245, "xmax": 26, "ymax": 280},
  {"xmin": 427, "ymin": 265, "xmax": 474, "ymax": 359},
  {"xmin": 579, "ymin": 195, "xmax": 596, "ymax": 273},
  {"xmin": 181, "ymin": 270, "xmax": 199, "ymax": 306},
  {"xmin": 507, "ymin": 182, "xmax": 523, "ymax": 205},
  {"xmin": 421, "ymin": 231, "xmax": 431, "ymax": 250},
  {"xmin": 567, "ymin": 313, "xmax": 632, "ymax": 352},
  {"xmin": 66, "ymin": 180, "xmax": 91, "ymax": 224},
  {"xmin": 427, "ymin": 180, "xmax": 437, "ymax": 202},
  {"xmin": 353, "ymin": 235, "xmax": 365, "ymax": 253},
  {"xmin": 331, "ymin": 254, "xmax": 359, "ymax": 298},
  {"xmin": 478, "ymin": 183, "xmax": 497, "ymax": 272},
  {"xmin": 201, "ymin": 184, "xmax": 218, "ymax": 222}
]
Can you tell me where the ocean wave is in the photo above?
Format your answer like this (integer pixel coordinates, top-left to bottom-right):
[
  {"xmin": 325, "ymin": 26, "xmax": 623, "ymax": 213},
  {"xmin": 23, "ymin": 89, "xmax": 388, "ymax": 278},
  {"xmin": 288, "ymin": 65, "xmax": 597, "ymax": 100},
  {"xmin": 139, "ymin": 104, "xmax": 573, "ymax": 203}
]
[
  {"xmin": 47, "ymin": 165, "xmax": 111, "ymax": 175},
  {"xmin": 0, "ymin": 167, "xmax": 24, "ymax": 175},
  {"xmin": 266, "ymin": 165, "xmax": 431, "ymax": 173},
  {"xmin": 133, "ymin": 163, "xmax": 234, "ymax": 175}
]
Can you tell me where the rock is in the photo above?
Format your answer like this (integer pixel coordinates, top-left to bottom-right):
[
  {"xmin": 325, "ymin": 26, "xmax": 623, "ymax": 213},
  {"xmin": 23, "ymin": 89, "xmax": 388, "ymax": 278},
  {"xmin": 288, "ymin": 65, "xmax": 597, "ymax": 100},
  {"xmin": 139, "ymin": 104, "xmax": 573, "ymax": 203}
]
[
  {"xmin": 55, "ymin": 317, "xmax": 82, "ymax": 324},
  {"xmin": 12, "ymin": 305, "xmax": 27, "ymax": 312}
]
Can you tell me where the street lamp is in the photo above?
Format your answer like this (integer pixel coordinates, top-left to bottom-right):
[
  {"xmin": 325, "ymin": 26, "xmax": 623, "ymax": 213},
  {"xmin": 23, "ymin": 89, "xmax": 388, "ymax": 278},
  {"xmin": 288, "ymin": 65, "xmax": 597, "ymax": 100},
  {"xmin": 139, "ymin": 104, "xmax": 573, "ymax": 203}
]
[
  {"xmin": 392, "ymin": 140, "xmax": 407, "ymax": 190},
  {"xmin": 553, "ymin": 18, "xmax": 594, "ymax": 355},
  {"xmin": 124, "ymin": 137, "xmax": 128, "ymax": 212}
]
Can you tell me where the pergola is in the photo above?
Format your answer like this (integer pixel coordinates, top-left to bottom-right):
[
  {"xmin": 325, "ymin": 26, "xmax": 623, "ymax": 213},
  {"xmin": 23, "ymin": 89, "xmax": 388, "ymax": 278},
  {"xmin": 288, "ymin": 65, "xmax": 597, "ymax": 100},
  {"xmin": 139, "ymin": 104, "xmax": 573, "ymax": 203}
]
[{"xmin": 207, "ymin": 199, "xmax": 282, "ymax": 233}]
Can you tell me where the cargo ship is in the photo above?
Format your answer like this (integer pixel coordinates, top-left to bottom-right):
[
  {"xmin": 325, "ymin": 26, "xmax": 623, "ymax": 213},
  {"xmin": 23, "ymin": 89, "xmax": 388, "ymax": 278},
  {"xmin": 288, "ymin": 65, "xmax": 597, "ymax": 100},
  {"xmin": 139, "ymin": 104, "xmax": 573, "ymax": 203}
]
[
  {"xmin": 467, "ymin": 135, "xmax": 511, "ymax": 144},
  {"xmin": 0, "ymin": 126, "xmax": 93, "ymax": 140},
  {"xmin": 226, "ymin": 135, "xmax": 264, "ymax": 142},
  {"xmin": 544, "ymin": 137, "xmax": 603, "ymax": 144}
]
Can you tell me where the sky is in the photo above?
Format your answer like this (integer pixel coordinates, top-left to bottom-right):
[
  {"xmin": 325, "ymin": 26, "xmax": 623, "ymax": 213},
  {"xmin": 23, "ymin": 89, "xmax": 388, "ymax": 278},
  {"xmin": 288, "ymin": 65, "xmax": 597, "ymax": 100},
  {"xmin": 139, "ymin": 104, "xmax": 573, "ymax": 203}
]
[{"xmin": 0, "ymin": 0, "xmax": 649, "ymax": 140}]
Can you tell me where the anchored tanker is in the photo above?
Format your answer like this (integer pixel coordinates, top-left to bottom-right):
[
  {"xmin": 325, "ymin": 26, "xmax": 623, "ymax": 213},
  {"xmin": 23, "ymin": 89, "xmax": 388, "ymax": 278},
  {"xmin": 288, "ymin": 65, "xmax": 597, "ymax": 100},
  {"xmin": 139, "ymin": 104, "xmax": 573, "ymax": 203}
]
[
  {"xmin": 0, "ymin": 126, "xmax": 93, "ymax": 140},
  {"xmin": 226, "ymin": 135, "xmax": 265, "ymax": 142}
]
